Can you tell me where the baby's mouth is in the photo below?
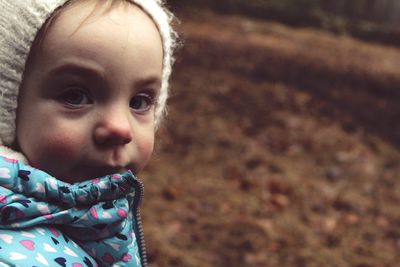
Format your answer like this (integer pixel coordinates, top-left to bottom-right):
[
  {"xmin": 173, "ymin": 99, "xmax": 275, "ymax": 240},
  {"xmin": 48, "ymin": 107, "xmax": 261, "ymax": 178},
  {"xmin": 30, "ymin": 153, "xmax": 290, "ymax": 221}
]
[
  {"xmin": 76, "ymin": 163, "xmax": 130, "ymax": 180},
  {"xmin": 76, "ymin": 155, "xmax": 136, "ymax": 180},
  {"xmin": 55, "ymin": 163, "xmax": 134, "ymax": 184}
]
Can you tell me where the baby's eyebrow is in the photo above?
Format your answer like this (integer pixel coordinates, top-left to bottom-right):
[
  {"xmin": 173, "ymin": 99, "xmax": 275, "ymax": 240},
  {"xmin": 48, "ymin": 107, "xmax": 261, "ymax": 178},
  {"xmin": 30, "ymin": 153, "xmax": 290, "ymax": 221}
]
[
  {"xmin": 48, "ymin": 61, "xmax": 105, "ymax": 80},
  {"xmin": 134, "ymin": 76, "xmax": 161, "ymax": 90},
  {"xmin": 48, "ymin": 61, "xmax": 161, "ymax": 91}
]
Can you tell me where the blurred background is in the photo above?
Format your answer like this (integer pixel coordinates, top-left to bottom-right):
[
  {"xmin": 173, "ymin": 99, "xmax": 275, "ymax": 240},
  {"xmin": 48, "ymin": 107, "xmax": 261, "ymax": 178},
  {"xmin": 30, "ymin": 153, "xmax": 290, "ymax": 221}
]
[{"xmin": 141, "ymin": 1, "xmax": 400, "ymax": 266}]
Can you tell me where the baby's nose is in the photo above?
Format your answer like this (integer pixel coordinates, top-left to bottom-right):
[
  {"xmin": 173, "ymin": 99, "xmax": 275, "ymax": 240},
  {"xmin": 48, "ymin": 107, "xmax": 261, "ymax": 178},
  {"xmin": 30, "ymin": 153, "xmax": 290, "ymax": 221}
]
[{"xmin": 93, "ymin": 110, "xmax": 133, "ymax": 146}]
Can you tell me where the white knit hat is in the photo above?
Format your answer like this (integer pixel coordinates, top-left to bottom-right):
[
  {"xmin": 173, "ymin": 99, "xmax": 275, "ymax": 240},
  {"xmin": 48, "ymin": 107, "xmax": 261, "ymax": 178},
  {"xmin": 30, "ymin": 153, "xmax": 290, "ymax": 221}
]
[{"xmin": 0, "ymin": 0, "xmax": 177, "ymax": 161}]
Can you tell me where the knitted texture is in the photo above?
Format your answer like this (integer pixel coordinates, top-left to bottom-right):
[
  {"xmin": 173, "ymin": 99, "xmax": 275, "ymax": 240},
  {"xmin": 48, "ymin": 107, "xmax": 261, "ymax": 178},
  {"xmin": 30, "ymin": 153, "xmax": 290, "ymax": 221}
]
[
  {"xmin": 0, "ymin": 0, "xmax": 177, "ymax": 151},
  {"xmin": 0, "ymin": 0, "xmax": 69, "ymax": 146}
]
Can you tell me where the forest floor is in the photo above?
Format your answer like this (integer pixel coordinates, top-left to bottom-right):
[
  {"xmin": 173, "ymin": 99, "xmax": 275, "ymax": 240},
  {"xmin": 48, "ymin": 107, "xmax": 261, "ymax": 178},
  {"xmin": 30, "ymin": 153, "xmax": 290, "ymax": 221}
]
[{"xmin": 140, "ymin": 8, "xmax": 400, "ymax": 267}]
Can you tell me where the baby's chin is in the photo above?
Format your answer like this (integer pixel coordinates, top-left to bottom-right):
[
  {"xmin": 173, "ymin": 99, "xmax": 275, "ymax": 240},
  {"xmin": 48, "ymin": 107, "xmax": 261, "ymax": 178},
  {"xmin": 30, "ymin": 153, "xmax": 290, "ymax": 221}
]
[{"xmin": 48, "ymin": 168, "xmax": 131, "ymax": 184}]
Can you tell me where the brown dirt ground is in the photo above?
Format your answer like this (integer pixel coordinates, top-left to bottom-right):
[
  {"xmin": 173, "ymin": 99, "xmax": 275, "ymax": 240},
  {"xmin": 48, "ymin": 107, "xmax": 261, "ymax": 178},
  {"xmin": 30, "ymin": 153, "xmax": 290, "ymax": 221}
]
[{"xmin": 140, "ymin": 8, "xmax": 400, "ymax": 267}]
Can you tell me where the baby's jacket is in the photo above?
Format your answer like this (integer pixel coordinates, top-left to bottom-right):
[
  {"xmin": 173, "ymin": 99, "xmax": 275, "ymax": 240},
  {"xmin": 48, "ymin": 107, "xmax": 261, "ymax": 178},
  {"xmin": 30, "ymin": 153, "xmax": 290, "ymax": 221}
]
[{"xmin": 0, "ymin": 156, "xmax": 147, "ymax": 267}]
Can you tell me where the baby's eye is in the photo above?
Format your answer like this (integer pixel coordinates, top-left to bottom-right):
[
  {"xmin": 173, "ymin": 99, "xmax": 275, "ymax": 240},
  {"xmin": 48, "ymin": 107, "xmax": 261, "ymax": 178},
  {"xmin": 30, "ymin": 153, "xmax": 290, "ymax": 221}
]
[
  {"xmin": 130, "ymin": 93, "xmax": 154, "ymax": 112},
  {"xmin": 58, "ymin": 88, "xmax": 92, "ymax": 107}
]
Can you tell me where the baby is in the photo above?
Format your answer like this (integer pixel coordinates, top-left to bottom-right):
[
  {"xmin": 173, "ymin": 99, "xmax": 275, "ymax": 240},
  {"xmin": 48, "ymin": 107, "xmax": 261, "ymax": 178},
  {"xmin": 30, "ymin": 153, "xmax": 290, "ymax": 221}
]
[{"xmin": 0, "ymin": 0, "xmax": 177, "ymax": 266}]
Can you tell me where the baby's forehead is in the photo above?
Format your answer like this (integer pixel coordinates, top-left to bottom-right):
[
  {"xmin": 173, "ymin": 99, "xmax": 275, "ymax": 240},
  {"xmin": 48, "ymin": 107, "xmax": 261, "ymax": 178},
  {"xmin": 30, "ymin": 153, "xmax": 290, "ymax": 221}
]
[
  {"xmin": 41, "ymin": 2, "xmax": 160, "ymax": 45},
  {"xmin": 37, "ymin": 1, "xmax": 157, "ymax": 47},
  {"xmin": 28, "ymin": 0, "xmax": 163, "ymax": 79}
]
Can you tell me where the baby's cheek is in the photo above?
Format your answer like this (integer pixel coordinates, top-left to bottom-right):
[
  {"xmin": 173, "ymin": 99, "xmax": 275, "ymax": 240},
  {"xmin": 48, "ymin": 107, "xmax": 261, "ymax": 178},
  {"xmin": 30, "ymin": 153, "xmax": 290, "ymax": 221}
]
[
  {"xmin": 44, "ymin": 134, "xmax": 83, "ymax": 158},
  {"xmin": 137, "ymin": 136, "xmax": 155, "ymax": 171},
  {"xmin": 31, "ymin": 130, "xmax": 84, "ymax": 166}
]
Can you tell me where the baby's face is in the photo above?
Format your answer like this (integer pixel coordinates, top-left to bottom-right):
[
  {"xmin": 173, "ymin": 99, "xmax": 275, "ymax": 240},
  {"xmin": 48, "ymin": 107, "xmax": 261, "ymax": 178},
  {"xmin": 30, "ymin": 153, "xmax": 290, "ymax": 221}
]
[{"xmin": 16, "ymin": 1, "xmax": 163, "ymax": 183}]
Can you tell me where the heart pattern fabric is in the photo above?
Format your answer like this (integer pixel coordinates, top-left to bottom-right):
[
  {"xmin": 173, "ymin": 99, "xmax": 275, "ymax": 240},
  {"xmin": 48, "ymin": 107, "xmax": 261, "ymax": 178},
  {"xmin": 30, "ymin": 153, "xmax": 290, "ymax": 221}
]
[{"xmin": 0, "ymin": 156, "xmax": 143, "ymax": 266}]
